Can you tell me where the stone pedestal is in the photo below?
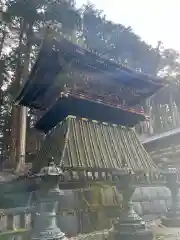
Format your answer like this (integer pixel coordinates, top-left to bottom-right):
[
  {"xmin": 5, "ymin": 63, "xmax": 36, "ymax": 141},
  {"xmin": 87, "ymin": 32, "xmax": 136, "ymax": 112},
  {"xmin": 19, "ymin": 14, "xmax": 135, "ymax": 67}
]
[
  {"xmin": 31, "ymin": 161, "xmax": 68, "ymax": 240},
  {"xmin": 161, "ymin": 168, "xmax": 180, "ymax": 227},
  {"xmin": 109, "ymin": 169, "xmax": 153, "ymax": 240}
]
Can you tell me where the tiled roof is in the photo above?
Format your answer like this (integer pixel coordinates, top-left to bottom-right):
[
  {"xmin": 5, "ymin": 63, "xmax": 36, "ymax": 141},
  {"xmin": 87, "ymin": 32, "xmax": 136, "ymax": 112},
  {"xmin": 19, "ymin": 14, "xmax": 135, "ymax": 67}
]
[{"xmin": 34, "ymin": 116, "xmax": 157, "ymax": 173}]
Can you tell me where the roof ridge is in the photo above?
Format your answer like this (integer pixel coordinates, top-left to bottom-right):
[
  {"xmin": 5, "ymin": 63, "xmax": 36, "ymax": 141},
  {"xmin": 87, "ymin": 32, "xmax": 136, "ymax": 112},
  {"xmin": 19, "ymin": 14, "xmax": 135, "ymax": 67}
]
[{"xmin": 60, "ymin": 117, "xmax": 71, "ymax": 166}]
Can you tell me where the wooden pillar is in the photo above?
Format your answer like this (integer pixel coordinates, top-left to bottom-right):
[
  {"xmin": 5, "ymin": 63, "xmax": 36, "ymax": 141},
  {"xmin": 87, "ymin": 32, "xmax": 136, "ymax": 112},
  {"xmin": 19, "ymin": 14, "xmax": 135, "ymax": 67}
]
[{"xmin": 15, "ymin": 106, "xmax": 27, "ymax": 172}]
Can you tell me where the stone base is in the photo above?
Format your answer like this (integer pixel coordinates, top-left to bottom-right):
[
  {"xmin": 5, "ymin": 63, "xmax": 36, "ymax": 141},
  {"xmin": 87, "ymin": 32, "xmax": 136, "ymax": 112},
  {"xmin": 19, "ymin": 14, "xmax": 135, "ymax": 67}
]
[
  {"xmin": 108, "ymin": 201, "xmax": 153, "ymax": 240},
  {"xmin": 161, "ymin": 215, "xmax": 180, "ymax": 228},
  {"xmin": 108, "ymin": 228, "xmax": 153, "ymax": 240}
]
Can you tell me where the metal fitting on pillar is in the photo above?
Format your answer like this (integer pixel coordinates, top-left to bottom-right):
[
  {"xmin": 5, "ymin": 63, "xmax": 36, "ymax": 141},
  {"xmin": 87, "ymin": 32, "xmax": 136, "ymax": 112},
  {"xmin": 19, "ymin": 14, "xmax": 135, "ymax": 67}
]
[{"xmin": 31, "ymin": 160, "xmax": 68, "ymax": 240}]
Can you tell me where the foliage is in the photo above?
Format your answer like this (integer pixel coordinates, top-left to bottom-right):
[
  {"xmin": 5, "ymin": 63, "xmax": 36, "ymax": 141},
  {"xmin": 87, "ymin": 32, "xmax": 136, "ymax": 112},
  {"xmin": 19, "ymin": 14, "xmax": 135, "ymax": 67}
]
[{"xmin": 81, "ymin": 3, "xmax": 160, "ymax": 74}]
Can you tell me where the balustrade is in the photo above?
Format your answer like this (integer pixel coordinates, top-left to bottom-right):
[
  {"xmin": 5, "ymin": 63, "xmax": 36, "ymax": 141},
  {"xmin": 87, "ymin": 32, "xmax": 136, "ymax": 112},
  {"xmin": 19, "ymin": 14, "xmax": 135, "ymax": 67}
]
[
  {"xmin": 0, "ymin": 206, "xmax": 109, "ymax": 240},
  {"xmin": 0, "ymin": 207, "xmax": 32, "ymax": 240}
]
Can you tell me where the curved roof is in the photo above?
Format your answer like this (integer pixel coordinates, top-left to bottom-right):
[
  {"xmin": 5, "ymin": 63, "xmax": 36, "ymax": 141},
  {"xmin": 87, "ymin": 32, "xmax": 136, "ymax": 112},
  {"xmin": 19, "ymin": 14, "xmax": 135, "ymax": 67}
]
[
  {"xmin": 15, "ymin": 34, "xmax": 167, "ymax": 112},
  {"xmin": 35, "ymin": 93, "xmax": 146, "ymax": 133}
]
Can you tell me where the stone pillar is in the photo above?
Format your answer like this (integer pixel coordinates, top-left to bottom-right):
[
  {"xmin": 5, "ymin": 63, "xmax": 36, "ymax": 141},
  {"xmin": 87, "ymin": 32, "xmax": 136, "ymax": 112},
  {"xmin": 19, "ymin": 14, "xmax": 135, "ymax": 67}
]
[
  {"xmin": 31, "ymin": 161, "xmax": 68, "ymax": 240},
  {"xmin": 161, "ymin": 168, "xmax": 180, "ymax": 227},
  {"xmin": 109, "ymin": 169, "xmax": 153, "ymax": 240}
]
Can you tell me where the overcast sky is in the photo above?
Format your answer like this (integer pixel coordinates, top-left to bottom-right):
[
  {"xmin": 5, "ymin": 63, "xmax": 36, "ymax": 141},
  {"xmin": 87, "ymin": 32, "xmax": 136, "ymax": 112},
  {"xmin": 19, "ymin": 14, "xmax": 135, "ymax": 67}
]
[{"xmin": 76, "ymin": 0, "xmax": 180, "ymax": 51}]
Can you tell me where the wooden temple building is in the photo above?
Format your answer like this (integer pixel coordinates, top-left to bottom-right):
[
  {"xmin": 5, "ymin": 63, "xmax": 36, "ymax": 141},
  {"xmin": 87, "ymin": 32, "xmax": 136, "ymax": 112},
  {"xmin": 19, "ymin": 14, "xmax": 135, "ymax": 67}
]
[
  {"xmin": 15, "ymin": 25, "xmax": 167, "ymax": 176},
  {"xmin": 2, "ymin": 25, "xmax": 168, "ymax": 239}
]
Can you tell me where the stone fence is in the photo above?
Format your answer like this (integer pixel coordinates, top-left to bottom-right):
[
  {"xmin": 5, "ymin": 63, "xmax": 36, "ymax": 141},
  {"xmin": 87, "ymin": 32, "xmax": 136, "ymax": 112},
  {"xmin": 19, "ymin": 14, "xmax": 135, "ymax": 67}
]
[{"xmin": 0, "ymin": 186, "xmax": 173, "ymax": 240}]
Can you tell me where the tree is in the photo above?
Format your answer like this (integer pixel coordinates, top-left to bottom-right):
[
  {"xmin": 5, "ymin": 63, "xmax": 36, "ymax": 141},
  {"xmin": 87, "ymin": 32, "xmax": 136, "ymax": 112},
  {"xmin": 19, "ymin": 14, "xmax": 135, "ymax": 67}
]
[
  {"xmin": 0, "ymin": 0, "xmax": 82, "ymax": 171},
  {"xmin": 81, "ymin": 3, "xmax": 160, "ymax": 74}
]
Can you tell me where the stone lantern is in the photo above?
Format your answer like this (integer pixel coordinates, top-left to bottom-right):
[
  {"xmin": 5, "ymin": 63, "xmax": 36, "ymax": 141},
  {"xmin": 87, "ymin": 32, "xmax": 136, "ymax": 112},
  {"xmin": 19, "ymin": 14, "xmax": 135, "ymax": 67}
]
[
  {"xmin": 31, "ymin": 160, "xmax": 68, "ymax": 240},
  {"xmin": 109, "ymin": 168, "xmax": 153, "ymax": 240},
  {"xmin": 161, "ymin": 167, "xmax": 180, "ymax": 227}
]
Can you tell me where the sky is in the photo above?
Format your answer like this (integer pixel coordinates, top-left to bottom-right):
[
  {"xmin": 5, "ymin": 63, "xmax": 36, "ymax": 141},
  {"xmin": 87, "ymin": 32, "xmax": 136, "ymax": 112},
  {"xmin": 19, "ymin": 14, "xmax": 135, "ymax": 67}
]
[{"xmin": 76, "ymin": 0, "xmax": 180, "ymax": 52}]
